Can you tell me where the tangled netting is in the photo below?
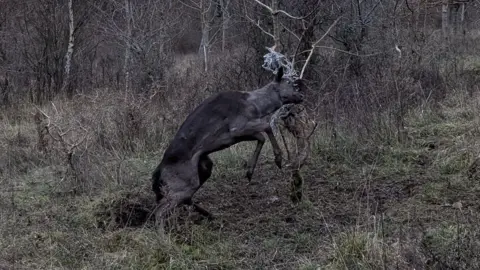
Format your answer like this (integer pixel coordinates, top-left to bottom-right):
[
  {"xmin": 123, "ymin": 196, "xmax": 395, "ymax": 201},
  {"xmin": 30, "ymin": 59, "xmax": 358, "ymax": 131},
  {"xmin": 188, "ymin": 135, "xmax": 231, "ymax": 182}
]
[
  {"xmin": 262, "ymin": 47, "xmax": 298, "ymax": 79},
  {"xmin": 269, "ymin": 103, "xmax": 294, "ymax": 135},
  {"xmin": 262, "ymin": 47, "xmax": 299, "ymax": 134}
]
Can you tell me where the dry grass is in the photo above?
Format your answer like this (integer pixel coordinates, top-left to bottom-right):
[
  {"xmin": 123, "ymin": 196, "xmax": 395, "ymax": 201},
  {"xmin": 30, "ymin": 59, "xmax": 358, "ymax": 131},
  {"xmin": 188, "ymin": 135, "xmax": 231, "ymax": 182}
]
[{"xmin": 2, "ymin": 85, "xmax": 480, "ymax": 269}]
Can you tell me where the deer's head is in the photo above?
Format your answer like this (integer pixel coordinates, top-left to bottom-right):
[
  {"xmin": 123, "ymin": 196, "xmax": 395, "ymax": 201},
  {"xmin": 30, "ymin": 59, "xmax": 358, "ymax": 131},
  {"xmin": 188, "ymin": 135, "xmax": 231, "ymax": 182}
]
[{"xmin": 272, "ymin": 66, "xmax": 304, "ymax": 104}]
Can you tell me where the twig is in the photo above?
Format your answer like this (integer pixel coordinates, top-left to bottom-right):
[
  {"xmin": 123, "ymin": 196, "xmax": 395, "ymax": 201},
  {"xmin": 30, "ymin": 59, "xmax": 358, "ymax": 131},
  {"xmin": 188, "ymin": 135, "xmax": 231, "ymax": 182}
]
[
  {"xmin": 291, "ymin": 15, "xmax": 319, "ymax": 68},
  {"xmin": 299, "ymin": 16, "xmax": 342, "ymax": 78},
  {"xmin": 306, "ymin": 120, "xmax": 318, "ymax": 139},
  {"xmin": 177, "ymin": 0, "xmax": 200, "ymax": 11},
  {"xmin": 244, "ymin": 11, "xmax": 275, "ymax": 38},
  {"xmin": 254, "ymin": 0, "xmax": 306, "ymax": 20},
  {"xmin": 279, "ymin": 21, "xmax": 300, "ymax": 40},
  {"xmin": 314, "ymin": 46, "xmax": 384, "ymax": 57},
  {"xmin": 51, "ymin": 102, "xmax": 59, "ymax": 116},
  {"xmin": 279, "ymin": 125, "xmax": 291, "ymax": 161}
]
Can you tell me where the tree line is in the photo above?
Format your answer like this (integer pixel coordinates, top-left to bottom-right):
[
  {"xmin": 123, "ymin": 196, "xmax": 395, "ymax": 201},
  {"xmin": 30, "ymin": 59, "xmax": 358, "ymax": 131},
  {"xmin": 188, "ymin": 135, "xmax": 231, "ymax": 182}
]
[{"xmin": 0, "ymin": 0, "xmax": 477, "ymax": 109}]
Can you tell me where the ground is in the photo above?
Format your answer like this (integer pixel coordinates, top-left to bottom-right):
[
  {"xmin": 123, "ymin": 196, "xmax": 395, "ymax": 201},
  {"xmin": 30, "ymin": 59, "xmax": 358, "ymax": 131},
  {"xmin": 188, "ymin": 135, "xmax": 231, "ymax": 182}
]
[{"xmin": 1, "ymin": 93, "xmax": 480, "ymax": 269}]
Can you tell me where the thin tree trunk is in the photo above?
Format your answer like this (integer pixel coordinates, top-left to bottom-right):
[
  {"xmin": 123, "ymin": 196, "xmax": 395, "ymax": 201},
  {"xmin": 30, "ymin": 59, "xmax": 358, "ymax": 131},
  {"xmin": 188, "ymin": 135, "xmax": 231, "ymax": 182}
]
[
  {"xmin": 221, "ymin": 0, "xmax": 230, "ymax": 52},
  {"xmin": 450, "ymin": 2, "xmax": 457, "ymax": 36},
  {"xmin": 61, "ymin": 0, "xmax": 74, "ymax": 95},
  {"xmin": 124, "ymin": 0, "xmax": 132, "ymax": 101},
  {"xmin": 199, "ymin": 0, "xmax": 212, "ymax": 72},
  {"xmin": 271, "ymin": 0, "xmax": 280, "ymax": 49},
  {"xmin": 460, "ymin": 3, "xmax": 466, "ymax": 36},
  {"xmin": 442, "ymin": 0, "xmax": 450, "ymax": 44}
]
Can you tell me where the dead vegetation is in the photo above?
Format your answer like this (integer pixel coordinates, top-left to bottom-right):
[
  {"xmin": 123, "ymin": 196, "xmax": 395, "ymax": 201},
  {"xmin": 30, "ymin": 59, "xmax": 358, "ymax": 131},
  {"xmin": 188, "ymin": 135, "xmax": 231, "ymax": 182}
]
[
  {"xmin": 0, "ymin": 45, "xmax": 479, "ymax": 269},
  {"xmin": 2, "ymin": 79, "xmax": 480, "ymax": 269},
  {"xmin": 2, "ymin": 0, "xmax": 480, "ymax": 268},
  {"xmin": 1, "ymin": 18, "xmax": 480, "ymax": 270}
]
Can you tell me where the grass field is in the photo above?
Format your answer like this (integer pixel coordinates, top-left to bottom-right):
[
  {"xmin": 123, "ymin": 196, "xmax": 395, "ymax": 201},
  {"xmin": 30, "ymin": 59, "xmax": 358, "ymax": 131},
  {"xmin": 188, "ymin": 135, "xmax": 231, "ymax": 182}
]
[{"xmin": 1, "ymin": 90, "xmax": 480, "ymax": 269}]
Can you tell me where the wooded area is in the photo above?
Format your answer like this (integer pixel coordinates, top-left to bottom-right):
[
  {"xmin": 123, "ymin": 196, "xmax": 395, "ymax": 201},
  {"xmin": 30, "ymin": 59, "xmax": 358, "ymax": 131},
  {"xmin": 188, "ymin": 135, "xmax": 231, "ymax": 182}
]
[
  {"xmin": 0, "ymin": 0, "xmax": 476, "ymax": 104},
  {"xmin": 1, "ymin": 0, "xmax": 478, "ymax": 150},
  {"xmin": 2, "ymin": 0, "xmax": 480, "ymax": 269}
]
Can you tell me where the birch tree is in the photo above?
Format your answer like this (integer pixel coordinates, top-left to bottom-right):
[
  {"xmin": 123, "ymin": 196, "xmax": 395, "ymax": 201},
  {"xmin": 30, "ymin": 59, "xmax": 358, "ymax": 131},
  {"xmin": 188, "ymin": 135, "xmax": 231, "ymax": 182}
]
[
  {"xmin": 198, "ymin": 0, "xmax": 216, "ymax": 71},
  {"xmin": 179, "ymin": 0, "xmax": 218, "ymax": 72},
  {"xmin": 442, "ymin": 0, "xmax": 450, "ymax": 44},
  {"xmin": 124, "ymin": 0, "xmax": 133, "ymax": 100},
  {"xmin": 94, "ymin": 0, "xmax": 181, "ymax": 94},
  {"xmin": 220, "ymin": 0, "xmax": 230, "ymax": 52},
  {"xmin": 61, "ymin": 0, "xmax": 75, "ymax": 94}
]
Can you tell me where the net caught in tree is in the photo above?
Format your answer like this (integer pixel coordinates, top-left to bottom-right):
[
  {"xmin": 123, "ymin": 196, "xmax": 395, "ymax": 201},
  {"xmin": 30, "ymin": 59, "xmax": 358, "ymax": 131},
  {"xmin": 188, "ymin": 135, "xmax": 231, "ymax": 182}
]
[
  {"xmin": 262, "ymin": 47, "xmax": 297, "ymax": 135},
  {"xmin": 262, "ymin": 47, "xmax": 316, "ymax": 203},
  {"xmin": 262, "ymin": 47, "xmax": 298, "ymax": 79}
]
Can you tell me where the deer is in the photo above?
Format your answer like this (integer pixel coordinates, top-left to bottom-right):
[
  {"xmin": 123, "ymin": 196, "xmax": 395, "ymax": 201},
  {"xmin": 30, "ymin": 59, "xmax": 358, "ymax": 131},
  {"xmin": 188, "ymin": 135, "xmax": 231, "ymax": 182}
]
[{"xmin": 151, "ymin": 66, "xmax": 304, "ymax": 227}]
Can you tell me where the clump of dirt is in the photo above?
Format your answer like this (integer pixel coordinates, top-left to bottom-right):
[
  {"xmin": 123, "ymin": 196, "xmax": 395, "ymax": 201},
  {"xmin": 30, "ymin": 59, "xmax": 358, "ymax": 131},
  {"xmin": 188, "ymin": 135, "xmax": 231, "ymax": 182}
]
[
  {"xmin": 92, "ymin": 189, "xmax": 157, "ymax": 230},
  {"xmin": 467, "ymin": 157, "xmax": 480, "ymax": 181}
]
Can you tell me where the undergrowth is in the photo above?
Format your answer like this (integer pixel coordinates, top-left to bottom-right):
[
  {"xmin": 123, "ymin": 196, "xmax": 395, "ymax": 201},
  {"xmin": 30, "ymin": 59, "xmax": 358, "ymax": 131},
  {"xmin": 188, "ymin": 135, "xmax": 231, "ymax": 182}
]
[{"xmin": 2, "ymin": 90, "xmax": 480, "ymax": 269}]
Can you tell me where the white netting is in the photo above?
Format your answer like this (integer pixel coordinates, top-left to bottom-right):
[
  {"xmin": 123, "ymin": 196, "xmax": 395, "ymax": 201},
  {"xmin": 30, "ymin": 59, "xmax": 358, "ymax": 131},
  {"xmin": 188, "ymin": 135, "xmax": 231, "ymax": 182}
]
[
  {"xmin": 262, "ymin": 47, "xmax": 298, "ymax": 79},
  {"xmin": 269, "ymin": 103, "xmax": 294, "ymax": 134},
  {"xmin": 262, "ymin": 47, "xmax": 299, "ymax": 135}
]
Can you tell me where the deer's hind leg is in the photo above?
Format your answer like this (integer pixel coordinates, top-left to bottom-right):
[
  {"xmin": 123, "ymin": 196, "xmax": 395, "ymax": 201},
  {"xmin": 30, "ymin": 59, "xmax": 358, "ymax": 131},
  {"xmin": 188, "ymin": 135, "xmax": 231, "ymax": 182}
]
[
  {"xmin": 155, "ymin": 164, "xmax": 204, "ymax": 230},
  {"xmin": 186, "ymin": 155, "xmax": 214, "ymax": 220},
  {"xmin": 155, "ymin": 196, "xmax": 180, "ymax": 232},
  {"xmin": 155, "ymin": 185, "xmax": 203, "ymax": 231},
  {"xmin": 198, "ymin": 154, "xmax": 213, "ymax": 186}
]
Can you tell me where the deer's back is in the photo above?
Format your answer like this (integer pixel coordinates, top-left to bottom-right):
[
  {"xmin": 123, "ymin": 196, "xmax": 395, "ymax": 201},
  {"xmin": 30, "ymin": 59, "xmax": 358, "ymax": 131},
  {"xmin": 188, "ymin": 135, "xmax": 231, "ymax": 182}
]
[{"xmin": 162, "ymin": 91, "xmax": 254, "ymax": 164}]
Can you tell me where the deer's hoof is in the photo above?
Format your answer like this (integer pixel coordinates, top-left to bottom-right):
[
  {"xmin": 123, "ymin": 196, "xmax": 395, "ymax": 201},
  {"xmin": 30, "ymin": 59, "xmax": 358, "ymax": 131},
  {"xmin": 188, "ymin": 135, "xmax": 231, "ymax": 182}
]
[
  {"xmin": 246, "ymin": 171, "xmax": 253, "ymax": 181},
  {"xmin": 275, "ymin": 157, "xmax": 282, "ymax": 169}
]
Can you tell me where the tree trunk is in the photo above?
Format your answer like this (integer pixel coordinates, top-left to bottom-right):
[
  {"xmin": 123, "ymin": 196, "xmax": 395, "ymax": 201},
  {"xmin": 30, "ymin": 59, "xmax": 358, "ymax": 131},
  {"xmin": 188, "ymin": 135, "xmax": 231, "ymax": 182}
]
[
  {"xmin": 442, "ymin": 0, "xmax": 450, "ymax": 44},
  {"xmin": 271, "ymin": 0, "xmax": 280, "ymax": 49},
  {"xmin": 281, "ymin": 105, "xmax": 314, "ymax": 203},
  {"xmin": 460, "ymin": 3, "xmax": 466, "ymax": 36},
  {"xmin": 199, "ymin": 0, "xmax": 213, "ymax": 72},
  {"xmin": 124, "ymin": 0, "xmax": 132, "ymax": 100},
  {"xmin": 450, "ymin": 3, "xmax": 458, "ymax": 36},
  {"xmin": 61, "ymin": 0, "xmax": 75, "ymax": 95},
  {"xmin": 221, "ymin": 0, "xmax": 230, "ymax": 52}
]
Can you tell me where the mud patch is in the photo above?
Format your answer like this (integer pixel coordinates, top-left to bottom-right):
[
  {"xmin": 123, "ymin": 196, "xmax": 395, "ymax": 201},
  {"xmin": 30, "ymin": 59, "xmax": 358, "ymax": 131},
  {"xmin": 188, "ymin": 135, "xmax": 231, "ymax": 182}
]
[
  {"xmin": 92, "ymin": 189, "xmax": 157, "ymax": 230},
  {"xmin": 90, "ymin": 188, "xmax": 213, "ymax": 231}
]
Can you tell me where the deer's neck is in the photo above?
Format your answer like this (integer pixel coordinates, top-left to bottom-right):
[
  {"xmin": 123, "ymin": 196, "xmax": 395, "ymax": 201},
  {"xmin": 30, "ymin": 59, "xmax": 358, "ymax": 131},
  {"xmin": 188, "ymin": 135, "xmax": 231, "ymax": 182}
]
[{"xmin": 247, "ymin": 85, "xmax": 282, "ymax": 117}]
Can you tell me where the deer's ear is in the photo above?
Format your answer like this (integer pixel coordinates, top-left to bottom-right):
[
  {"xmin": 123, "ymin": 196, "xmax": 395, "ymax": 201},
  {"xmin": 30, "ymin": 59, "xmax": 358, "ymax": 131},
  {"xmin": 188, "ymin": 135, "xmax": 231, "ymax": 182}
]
[{"xmin": 275, "ymin": 66, "xmax": 284, "ymax": 83}]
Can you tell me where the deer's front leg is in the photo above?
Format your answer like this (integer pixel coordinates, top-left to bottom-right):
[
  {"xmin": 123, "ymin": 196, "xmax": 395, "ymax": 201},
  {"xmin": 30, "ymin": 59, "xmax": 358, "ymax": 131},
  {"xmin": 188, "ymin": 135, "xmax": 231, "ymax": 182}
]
[
  {"xmin": 264, "ymin": 126, "xmax": 283, "ymax": 169},
  {"xmin": 245, "ymin": 132, "xmax": 266, "ymax": 181},
  {"xmin": 232, "ymin": 119, "xmax": 283, "ymax": 170}
]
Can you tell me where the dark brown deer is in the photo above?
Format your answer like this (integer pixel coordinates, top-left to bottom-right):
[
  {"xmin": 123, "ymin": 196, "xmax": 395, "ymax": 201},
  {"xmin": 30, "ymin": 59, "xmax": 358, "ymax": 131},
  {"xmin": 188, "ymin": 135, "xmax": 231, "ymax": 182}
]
[{"xmin": 151, "ymin": 66, "xmax": 304, "ymax": 226}]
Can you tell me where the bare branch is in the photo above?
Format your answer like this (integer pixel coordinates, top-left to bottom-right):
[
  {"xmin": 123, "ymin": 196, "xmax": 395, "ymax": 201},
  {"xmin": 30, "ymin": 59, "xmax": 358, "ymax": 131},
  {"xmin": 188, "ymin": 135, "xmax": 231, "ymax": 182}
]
[
  {"xmin": 279, "ymin": 21, "xmax": 300, "ymax": 40},
  {"xmin": 300, "ymin": 16, "xmax": 342, "ymax": 78},
  {"xmin": 34, "ymin": 104, "xmax": 90, "ymax": 154},
  {"xmin": 291, "ymin": 14, "xmax": 320, "ymax": 69},
  {"xmin": 253, "ymin": 0, "xmax": 273, "ymax": 12},
  {"xmin": 177, "ymin": 0, "xmax": 201, "ymax": 11},
  {"xmin": 254, "ymin": 0, "xmax": 305, "ymax": 20},
  {"xmin": 57, "ymin": 126, "xmax": 73, "ymax": 137},
  {"xmin": 306, "ymin": 121, "xmax": 318, "ymax": 140},
  {"xmin": 276, "ymin": 9, "xmax": 305, "ymax": 20},
  {"xmin": 35, "ymin": 106, "xmax": 50, "ymax": 120},
  {"xmin": 51, "ymin": 102, "xmax": 59, "ymax": 116},
  {"xmin": 364, "ymin": 0, "xmax": 382, "ymax": 20},
  {"xmin": 244, "ymin": 5, "xmax": 275, "ymax": 38},
  {"xmin": 313, "ymin": 46, "xmax": 384, "ymax": 57}
]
